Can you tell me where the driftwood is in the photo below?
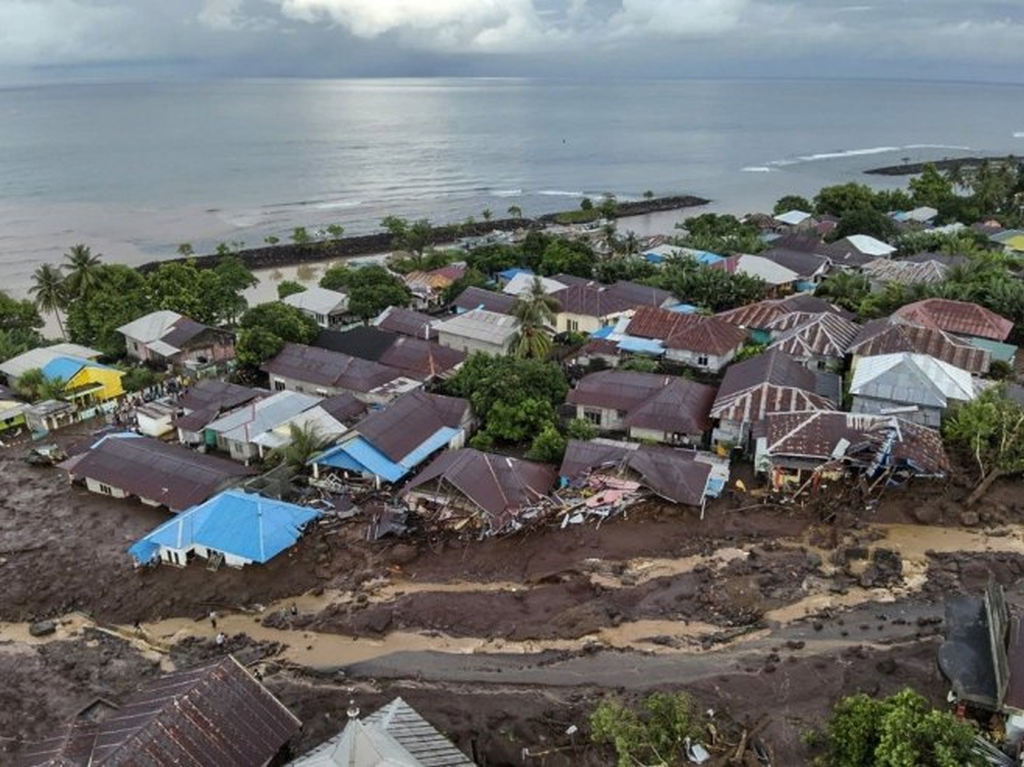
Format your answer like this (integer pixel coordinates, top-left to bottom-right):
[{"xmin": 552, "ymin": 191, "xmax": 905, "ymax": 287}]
[{"xmin": 0, "ymin": 543, "xmax": 46, "ymax": 556}]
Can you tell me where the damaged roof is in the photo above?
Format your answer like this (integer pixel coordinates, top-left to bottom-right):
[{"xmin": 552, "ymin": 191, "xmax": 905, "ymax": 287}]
[
  {"xmin": 848, "ymin": 318, "xmax": 990, "ymax": 375},
  {"xmin": 766, "ymin": 312, "xmax": 860, "ymax": 360},
  {"xmin": 762, "ymin": 410, "xmax": 949, "ymax": 476},
  {"xmin": 568, "ymin": 370, "xmax": 717, "ymax": 434},
  {"xmin": 59, "ymin": 433, "xmax": 250, "ymax": 511},
  {"xmin": 403, "ymin": 448, "xmax": 557, "ymax": 531},
  {"xmin": 892, "ymin": 298, "xmax": 1013, "ymax": 341},
  {"xmin": 262, "ymin": 343, "xmax": 405, "ymax": 392},
  {"xmin": 16, "ymin": 656, "xmax": 300, "ymax": 767},
  {"xmin": 560, "ymin": 439, "xmax": 712, "ymax": 507}
]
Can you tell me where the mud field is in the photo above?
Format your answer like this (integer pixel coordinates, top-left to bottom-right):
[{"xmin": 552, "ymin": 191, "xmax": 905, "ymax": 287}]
[{"xmin": 2, "ymin": 427, "xmax": 1024, "ymax": 765}]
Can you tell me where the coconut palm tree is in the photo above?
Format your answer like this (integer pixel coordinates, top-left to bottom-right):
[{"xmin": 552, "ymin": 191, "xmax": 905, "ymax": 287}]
[
  {"xmin": 511, "ymin": 276, "xmax": 558, "ymax": 359},
  {"xmin": 63, "ymin": 244, "xmax": 103, "ymax": 299},
  {"xmin": 29, "ymin": 263, "xmax": 67, "ymax": 338},
  {"xmin": 268, "ymin": 422, "xmax": 329, "ymax": 474},
  {"xmin": 482, "ymin": 207, "xmax": 493, "ymax": 222},
  {"xmin": 507, "ymin": 205, "xmax": 523, "ymax": 219}
]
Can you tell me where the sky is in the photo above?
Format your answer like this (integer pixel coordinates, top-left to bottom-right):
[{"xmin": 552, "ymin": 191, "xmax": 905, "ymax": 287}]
[{"xmin": 1, "ymin": 0, "xmax": 1023, "ymax": 83}]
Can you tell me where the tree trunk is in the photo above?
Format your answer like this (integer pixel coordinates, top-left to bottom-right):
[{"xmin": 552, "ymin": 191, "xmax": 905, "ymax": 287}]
[
  {"xmin": 54, "ymin": 308, "xmax": 66, "ymax": 340},
  {"xmin": 966, "ymin": 468, "xmax": 1004, "ymax": 507}
]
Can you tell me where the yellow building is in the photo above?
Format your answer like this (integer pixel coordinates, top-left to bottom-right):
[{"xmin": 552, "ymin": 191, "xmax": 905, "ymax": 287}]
[{"xmin": 42, "ymin": 356, "xmax": 125, "ymax": 404}]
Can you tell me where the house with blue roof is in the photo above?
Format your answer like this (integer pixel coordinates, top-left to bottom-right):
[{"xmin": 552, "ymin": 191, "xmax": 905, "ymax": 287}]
[
  {"xmin": 41, "ymin": 356, "xmax": 124, "ymax": 404},
  {"xmin": 128, "ymin": 489, "xmax": 321, "ymax": 568},
  {"xmin": 311, "ymin": 390, "xmax": 472, "ymax": 487}
]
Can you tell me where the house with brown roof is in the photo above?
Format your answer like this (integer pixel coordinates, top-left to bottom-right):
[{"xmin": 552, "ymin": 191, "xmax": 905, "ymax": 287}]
[
  {"xmin": 765, "ymin": 312, "xmax": 861, "ymax": 371},
  {"xmin": 892, "ymin": 298, "xmax": 1013, "ymax": 342},
  {"xmin": 559, "ymin": 439, "xmax": 714, "ymax": 507},
  {"xmin": 716, "ymin": 294, "xmax": 841, "ymax": 344},
  {"xmin": 173, "ymin": 380, "xmax": 266, "ymax": 446},
  {"xmin": 847, "ymin": 318, "xmax": 991, "ymax": 375},
  {"xmin": 312, "ymin": 326, "xmax": 465, "ymax": 381},
  {"xmin": 450, "ymin": 285, "xmax": 517, "ymax": 315},
  {"xmin": 15, "ymin": 656, "xmax": 300, "ymax": 767},
  {"xmin": 823, "ymin": 234, "xmax": 896, "ymax": 268},
  {"xmin": 710, "ymin": 350, "xmax": 840, "ymax": 450},
  {"xmin": 58, "ymin": 432, "xmax": 251, "ymax": 511},
  {"xmin": 262, "ymin": 343, "xmax": 421, "ymax": 404},
  {"xmin": 755, "ymin": 410, "xmax": 949, "ymax": 491},
  {"xmin": 861, "ymin": 258, "xmax": 948, "ymax": 290},
  {"xmin": 567, "ymin": 370, "xmax": 717, "ymax": 446},
  {"xmin": 402, "ymin": 448, "xmax": 558, "ymax": 535},
  {"xmin": 372, "ymin": 305, "xmax": 439, "ymax": 340},
  {"xmin": 117, "ymin": 310, "xmax": 235, "ymax": 370},
  {"xmin": 311, "ymin": 390, "xmax": 472, "ymax": 485},
  {"xmin": 759, "ymin": 246, "xmax": 831, "ymax": 284},
  {"xmin": 625, "ymin": 306, "xmax": 748, "ymax": 372},
  {"xmin": 551, "ymin": 280, "xmax": 674, "ymax": 334},
  {"xmin": 404, "ymin": 263, "xmax": 467, "ymax": 308}
]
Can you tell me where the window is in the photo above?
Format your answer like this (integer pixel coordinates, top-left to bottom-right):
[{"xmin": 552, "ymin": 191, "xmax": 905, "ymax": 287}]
[
  {"xmin": 583, "ymin": 410, "xmax": 602, "ymax": 426},
  {"xmin": 816, "ymin": 360, "xmax": 827, "ymax": 370},
  {"xmin": 97, "ymin": 483, "xmax": 113, "ymax": 496},
  {"xmin": 697, "ymin": 355, "xmax": 709, "ymax": 367},
  {"xmin": 315, "ymin": 388, "xmax": 329, "ymax": 397},
  {"xmin": 315, "ymin": 312, "xmax": 326, "ymax": 324},
  {"xmin": 273, "ymin": 379, "xmax": 286, "ymax": 391},
  {"xmin": 567, "ymin": 319, "xmax": 579, "ymax": 332}
]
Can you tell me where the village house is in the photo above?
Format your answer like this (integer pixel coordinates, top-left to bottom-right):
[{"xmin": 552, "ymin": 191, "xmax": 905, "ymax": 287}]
[
  {"xmin": 623, "ymin": 305, "xmax": 748, "ymax": 372},
  {"xmin": 134, "ymin": 400, "xmax": 180, "ymax": 438},
  {"xmin": 59, "ymin": 432, "xmax": 250, "ymax": 511},
  {"xmin": 172, "ymin": 379, "xmax": 265, "ymax": 446},
  {"xmin": 312, "ymin": 326, "xmax": 465, "ymax": 381},
  {"xmin": 117, "ymin": 310, "xmax": 235, "ymax": 370},
  {"xmin": 15, "ymin": 656, "xmax": 301, "ymax": 766},
  {"xmin": 312, "ymin": 390, "xmax": 471, "ymax": 485},
  {"xmin": 560, "ymin": 439, "xmax": 717, "ymax": 508},
  {"xmin": 402, "ymin": 448, "xmax": 558, "ymax": 535},
  {"xmin": 716, "ymin": 294, "xmax": 842, "ymax": 344},
  {"xmin": 372, "ymin": 305, "xmax": 439, "ymax": 339},
  {"xmin": 404, "ymin": 263, "xmax": 466, "ymax": 308},
  {"xmin": 892, "ymin": 205, "xmax": 939, "ymax": 226},
  {"xmin": 860, "ymin": 258, "xmax": 948, "ymax": 291},
  {"xmin": 435, "ymin": 308, "xmax": 520, "ymax": 356},
  {"xmin": 892, "ymin": 298, "xmax": 1016, "ymax": 365},
  {"xmin": 23, "ymin": 400, "xmax": 76, "ymax": 434},
  {"xmin": 204, "ymin": 389, "xmax": 322, "ymax": 462},
  {"xmin": 567, "ymin": 369, "xmax": 717, "ymax": 446},
  {"xmin": 288, "ymin": 696, "xmax": 476, "ymax": 766},
  {"xmin": 0, "ymin": 342, "xmax": 102, "ymax": 384},
  {"xmin": 772, "ymin": 209, "xmax": 815, "ymax": 228},
  {"xmin": 262, "ymin": 343, "xmax": 421, "ymax": 403},
  {"xmin": 450, "ymin": 285, "xmax": 517, "ymax": 315},
  {"xmin": 0, "ymin": 343, "xmax": 123, "ymax": 407},
  {"xmin": 250, "ymin": 403, "xmax": 353, "ymax": 459},
  {"xmin": 823, "ymin": 234, "xmax": 896, "ymax": 268},
  {"xmin": 765, "ymin": 311, "xmax": 861, "ymax": 371},
  {"xmin": 551, "ymin": 280, "xmax": 674, "ymax": 334},
  {"xmin": 758, "ymin": 246, "xmax": 831, "ymax": 288},
  {"xmin": 282, "ymin": 286, "xmax": 350, "ymax": 328},
  {"xmin": 501, "ymin": 272, "xmax": 568, "ymax": 296},
  {"xmin": 128, "ymin": 489, "xmax": 321, "ymax": 568},
  {"xmin": 711, "ymin": 253, "xmax": 801, "ymax": 295},
  {"xmin": 847, "ymin": 318, "xmax": 991, "ymax": 376},
  {"xmin": 849, "ymin": 352, "xmax": 979, "ymax": 428},
  {"xmin": 755, "ymin": 410, "xmax": 949, "ymax": 491},
  {"xmin": 710, "ymin": 349, "xmax": 840, "ymax": 450},
  {"xmin": 0, "ymin": 397, "xmax": 26, "ymax": 436}
]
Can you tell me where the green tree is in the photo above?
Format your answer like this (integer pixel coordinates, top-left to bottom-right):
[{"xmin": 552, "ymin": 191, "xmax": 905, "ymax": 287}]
[
  {"xmin": 66, "ymin": 264, "xmax": 152, "ymax": 356},
  {"xmin": 326, "ymin": 223, "xmax": 345, "ymax": 240},
  {"xmin": 773, "ymin": 194, "xmax": 813, "ymax": 215},
  {"xmin": 320, "ymin": 264, "xmax": 410, "ymax": 320},
  {"xmin": 16, "ymin": 368, "xmax": 66, "ymax": 402},
  {"xmin": 511, "ymin": 277, "xmax": 558, "ymax": 359},
  {"xmin": 63, "ymin": 244, "xmax": 103, "ymax": 299},
  {"xmin": 580, "ymin": 197, "xmax": 594, "ymax": 212},
  {"xmin": 277, "ymin": 280, "xmax": 308, "ymax": 300},
  {"xmin": 593, "ymin": 257, "xmax": 657, "ymax": 284},
  {"xmin": 645, "ymin": 257, "xmax": 766, "ymax": 312},
  {"xmin": 28, "ymin": 264, "xmax": 67, "ymax": 339},
  {"xmin": 643, "ymin": 190, "xmax": 655, "ymax": 200},
  {"xmin": 268, "ymin": 422, "xmax": 330, "ymax": 473},
  {"xmin": 264, "ymin": 235, "xmax": 280, "ymax": 246},
  {"xmin": 441, "ymin": 269, "xmax": 488, "ymax": 305},
  {"xmin": 291, "ymin": 227, "xmax": 312, "ymax": 246},
  {"xmin": 908, "ymin": 163, "xmax": 955, "ymax": 209},
  {"xmin": 214, "ymin": 255, "xmax": 259, "ymax": 292},
  {"xmin": 507, "ymin": 205, "xmax": 523, "ymax": 219},
  {"xmin": 525, "ymin": 424, "xmax": 566, "ymax": 462},
  {"xmin": 481, "ymin": 207, "xmax": 493, "ymax": 222},
  {"xmin": 236, "ymin": 302, "xmax": 319, "ymax": 367},
  {"xmin": 813, "ymin": 183, "xmax": 879, "ymax": 217},
  {"xmin": 943, "ymin": 386, "xmax": 1024, "ymax": 505},
  {"xmin": 815, "ymin": 688, "xmax": 980, "ymax": 767},
  {"xmin": 0, "ymin": 290, "xmax": 45, "ymax": 359},
  {"xmin": 815, "ymin": 271, "xmax": 871, "ymax": 312},
  {"xmin": 831, "ymin": 207, "xmax": 898, "ymax": 242},
  {"xmin": 597, "ymin": 194, "xmax": 618, "ymax": 219},
  {"xmin": 176, "ymin": 243, "xmax": 194, "ymax": 257},
  {"xmin": 382, "ymin": 216, "xmax": 433, "ymax": 263},
  {"xmin": 538, "ymin": 239, "xmax": 594, "ymax": 277},
  {"xmin": 465, "ymin": 243, "xmax": 522, "ymax": 276},
  {"xmin": 120, "ymin": 365, "xmax": 160, "ymax": 393},
  {"xmin": 590, "ymin": 692, "xmax": 702, "ymax": 767},
  {"xmin": 567, "ymin": 417, "xmax": 598, "ymax": 441}
]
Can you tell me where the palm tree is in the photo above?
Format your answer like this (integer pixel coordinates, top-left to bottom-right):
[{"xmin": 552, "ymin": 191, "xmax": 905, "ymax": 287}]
[
  {"xmin": 482, "ymin": 207, "xmax": 493, "ymax": 222},
  {"xmin": 29, "ymin": 263, "xmax": 67, "ymax": 338},
  {"xmin": 63, "ymin": 244, "xmax": 103, "ymax": 299},
  {"xmin": 511, "ymin": 277, "xmax": 558, "ymax": 359},
  {"xmin": 814, "ymin": 271, "xmax": 870, "ymax": 313},
  {"xmin": 507, "ymin": 205, "xmax": 522, "ymax": 219},
  {"xmin": 268, "ymin": 422, "xmax": 329, "ymax": 474}
]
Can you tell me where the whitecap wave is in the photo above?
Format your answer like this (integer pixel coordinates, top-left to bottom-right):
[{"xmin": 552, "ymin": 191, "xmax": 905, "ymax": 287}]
[
  {"xmin": 903, "ymin": 143, "xmax": 972, "ymax": 151},
  {"xmin": 741, "ymin": 166, "xmax": 773, "ymax": 173},
  {"xmin": 1014, "ymin": 132, "xmax": 1024, "ymax": 138},
  {"xmin": 768, "ymin": 146, "xmax": 901, "ymax": 166},
  {"xmin": 491, "ymin": 188, "xmax": 523, "ymax": 198},
  {"xmin": 537, "ymin": 189, "xmax": 585, "ymax": 197},
  {"xmin": 313, "ymin": 199, "xmax": 364, "ymax": 210}
]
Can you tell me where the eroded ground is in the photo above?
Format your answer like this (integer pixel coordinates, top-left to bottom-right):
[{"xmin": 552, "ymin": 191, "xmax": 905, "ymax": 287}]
[{"xmin": 2, "ymin": 426, "xmax": 1023, "ymax": 765}]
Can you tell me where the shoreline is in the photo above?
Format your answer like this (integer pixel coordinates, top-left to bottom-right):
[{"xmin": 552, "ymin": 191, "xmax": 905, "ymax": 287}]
[
  {"xmin": 865, "ymin": 154, "xmax": 1022, "ymax": 176},
  {"xmin": 136, "ymin": 194, "xmax": 710, "ymax": 275}
]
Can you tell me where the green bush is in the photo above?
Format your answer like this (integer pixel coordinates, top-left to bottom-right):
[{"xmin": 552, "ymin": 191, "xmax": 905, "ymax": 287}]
[{"xmin": 590, "ymin": 692, "xmax": 702, "ymax": 767}]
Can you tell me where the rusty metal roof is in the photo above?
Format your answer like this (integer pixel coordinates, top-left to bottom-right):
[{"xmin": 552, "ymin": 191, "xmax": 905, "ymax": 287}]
[
  {"xmin": 621, "ymin": 378, "xmax": 717, "ymax": 435},
  {"xmin": 892, "ymin": 298, "xmax": 1013, "ymax": 341},
  {"xmin": 716, "ymin": 294, "xmax": 837, "ymax": 331},
  {"xmin": 766, "ymin": 312, "xmax": 860, "ymax": 360},
  {"xmin": 848, "ymin": 318, "xmax": 990, "ymax": 374},
  {"xmin": 59, "ymin": 434, "xmax": 251, "ymax": 512},
  {"xmin": 262, "ymin": 343, "xmax": 403, "ymax": 392},
  {"xmin": 377, "ymin": 337, "xmax": 466, "ymax": 380},
  {"xmin": 626, "ymin": 306, "xmax": 747, "ymax": 356},
  {"xmin": 712, "ymin": 350, "xmax": 838, "ymax": 424},
  {"xmin": 16, "ymin": 656, "xmax": 300, "ymax": 767},
  {"xmin": 450, "ymin": 286, "xmax": 517, "ymax": 315},
  {"xmin": 375, "ymin": 306, "xmax": 439, "ymax": 339}
]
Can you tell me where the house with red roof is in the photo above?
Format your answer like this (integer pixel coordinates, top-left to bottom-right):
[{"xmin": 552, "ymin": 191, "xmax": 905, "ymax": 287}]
[{"xmin": 624, "ymin": 305, "xmax": 748, "ymax": 372}]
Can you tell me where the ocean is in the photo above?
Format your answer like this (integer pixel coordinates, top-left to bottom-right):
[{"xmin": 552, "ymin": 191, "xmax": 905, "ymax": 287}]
[{"xmin": 1, "ymin": 76, "xmax": 1023, "ymax": 299}]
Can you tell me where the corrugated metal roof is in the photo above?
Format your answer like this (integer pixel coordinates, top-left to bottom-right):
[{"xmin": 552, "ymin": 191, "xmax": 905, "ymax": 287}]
[
  {"xmin": 283, "ymin": 286, "xmax": 349, "ymax": 315},
  {"xmin": 621, "ymin": 378, "xmax": 717, "ymax": 435},
  {"xmin": 773, "ymin": 209, "xmax": 812, "ymax": 226},
  {"xmin": 759, "ymin": 247, "xmax": 829, "ymax": 279},
  {"xmin": 711, "ymin": 350, "xmax": 838, "ymax": 423},
  {"xmin": 713, "ymin": 254, "xmax": 800, "ymax": 285},
  {"xmin": 843, "ymin": 234, "xmax": 896, "ymax": 256},
  {"xmin": 206, "ymin": 390, "xmax": 321, "ymax": 444},
  {"xmin": 501, "ymin": 273, "xmax": 567, "ymax": 296},
  {"xmin": 861, "ymin": 258, "xmax": 948, "ymax": 286},
  {"xmin": 352, "ymin": 390, "xmax": 469, "ymax": 463},
  {"xmin": 250, "ymin": 405, "xmax": 348, "ymax": 450},
  {"xmin": 767, "ymin": 312, "xmax": 860, "ymax": 359},
  {"xmin": 378, "ymin": 337, "xmax": 466, "ymax": 380},
  {"xmin": 129, "ymin": 489, "xmax": 320, "ymax": 564},
  {"xmin": 435, "ymin": 309, "xmax": 519, "ymax": 345},
  {"xmin": 115, "ymin": 310, "xmax": 182, "ymax": 343},
  {"xmin": 60, "ymin": 434, "xmax": 250, "ymax": 511},
  {"xmin": 850, "ymin": 352, "xmax": 977, "ymax": 408},
  {"xmin": 848, "ymin": 318, "xmax": 990, "ymax": 374},
  {"xmin": 450, "ymin": 286, "xmax": 517, "ymax": 315},
  {"xmin": 262, "ymin": 343, "xmax": 403, "ymax": 392},
  {"xmin": 288, "ymin": 697, "xmax": 475, "ymax": 766},
  {"xmin": 374, "ymin": 306, "xmax": 439, "ymax": 340},
  {"xmin": 312, "ymin": 326, "xmax": 397, "ymax": 360},
  {"xmin": 893, "ymin": 298, "xmax": 1013, "ymax": 341},
  {"xmin": 0, "ymin": 343, "xmax": 103, "ymax": 380},
  {"xmin": 17, "ymin": 656, "xmax": 300, "ymax": 767},
  {"xmin": 716, "ymin": 294, "xmax": 837, "ymax": 331}
]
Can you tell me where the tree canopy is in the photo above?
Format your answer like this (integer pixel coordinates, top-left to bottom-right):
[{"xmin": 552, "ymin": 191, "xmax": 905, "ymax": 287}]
[
  {"xmin": 235, "ymin": 302, "xmax": 319, "ymax": 367},
  {"xmin": 277, "ymin": 280, "xmax": 307, "ymax": 300},
  {"xmin": 644, "ymin": 257, "xmax": 767, "ymax": 312},
  {"xmin": 0, "ymin": 290, "xmax": 45, "ymax": 362},
  {"xmin": 773, "ymin": 194, "xmax": 813, "ymax": 215},
  {"xmin": 814, "ymin": 688, "xmax": 980, "ymax": 767},
  {"xmin": 319, "ymin": 264, "xmax": 410, "ymax": 320},
  {"xmin": 943, "ymin": 386, "xmax": 1024, "ymax": 504},
  {"xmin": 590, "ymin": 692, "xmax": 703, "ymax": 767}
]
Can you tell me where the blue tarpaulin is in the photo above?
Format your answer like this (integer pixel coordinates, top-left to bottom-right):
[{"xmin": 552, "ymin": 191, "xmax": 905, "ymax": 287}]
[
  {"xmin": 617, "ymin": 336, "xmax": 665, "ymax": 356},
  {"xmin": 315, "ymin": 427, "xmax": 460, "ymax": 483},
  {"xmin": 666, "ymin": 302, "xmax": 699, "ymax": 314}
]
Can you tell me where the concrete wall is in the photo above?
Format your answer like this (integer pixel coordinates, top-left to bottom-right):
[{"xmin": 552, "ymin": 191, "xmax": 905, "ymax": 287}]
[
  {"xmin": 628, "ymin": 425, "xmax": 703, "ymax": 446},
  {"xmin": 574, "ymin": 404, "xmax": 625, "ymax": 432},
  {"xmin": 436, "ymin": 332, "xmax": 511, "ymax": 357},
  {"xmin": 665, "ymin": 347, "xmax": 735, "ymax": 373},
  {"xmin": 85, "ymin": 477, "xmax": 128, "ymax": 499},
  {"xmin": 851, "ymin": 395, "xmax": 941, "ymax": 428}
]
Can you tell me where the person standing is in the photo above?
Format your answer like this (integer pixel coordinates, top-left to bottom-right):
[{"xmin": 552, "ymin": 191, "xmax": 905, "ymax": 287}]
[{"xmin": 209, "ymin": 610, "xmax": 218, "ymax": 629}]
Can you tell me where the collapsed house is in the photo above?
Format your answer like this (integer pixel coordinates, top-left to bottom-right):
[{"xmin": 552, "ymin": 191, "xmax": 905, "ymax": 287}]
[
  {"xmin": 559, "ymin": 438, "xmax": 724, "ymax": 515},
  {"xmin": 402, "ymin": 448, "xmax": 557, "ymax": 535},
  {"xmin": 15, "ymin": 656, "xmax": 300, "ymax": 767},
  {"xmin": 287, "ymin": 696, "xmax": 476, "ymax": 767},
  {"xmin": 58, "ymin": 433, "xmax": 251, "ymax": 512},
  {"xmin": 128, "ymin": 488, "xmax": 321, "ymax": 567},
  {"xmin": 755, "ymin": 410, "xmax": 950, "ymax": 491}
]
